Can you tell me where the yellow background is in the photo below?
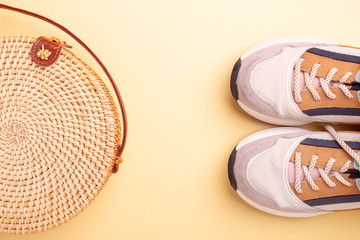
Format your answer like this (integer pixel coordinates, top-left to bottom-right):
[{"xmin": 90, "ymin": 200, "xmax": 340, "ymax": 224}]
[{"xmin": 1, "ymin": 0, "xmax": 360, "ymax": 239}]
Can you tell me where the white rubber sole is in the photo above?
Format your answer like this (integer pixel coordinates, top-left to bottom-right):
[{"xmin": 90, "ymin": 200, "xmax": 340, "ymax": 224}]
[
  {"xmin": 241, "ymin": 36, "xmax": 337, "ymax": 60},
  {"xmin": 235, "ymin": 189, "xmax": 327, "ymax": 218},
  {"xmin": 233, "ymin": 127, "xmax": 329, "ymax": 217},
  {"xmin": 235, "ymin": 126, "xmax": 310, "ymax": 150},
  {"xmin": 237, "ymin": 100, "xmax": 309, "ymax": 126},
  {"xmin": 236, "ymin": 37, "xmax": 338, "ymax": 126}
]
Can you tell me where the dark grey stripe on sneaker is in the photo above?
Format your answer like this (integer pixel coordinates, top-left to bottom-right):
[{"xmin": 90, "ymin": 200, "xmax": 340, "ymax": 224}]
[
  {"xmin": 228, "ymin": 147, "xmax": 238, "ymax": 190},
  {"xmin": 301, "ymin": 138, "xmax": 360, "ymax": 150},
  {"xmin": 307, "ymin": 48, "xmax": 360, "ymax": 64},
  {"xmin": 230, "ymin": 58, "xmax": 241, "ymax": 100},
  {"xmin": 304, "ymin": 194, "xmax": 360, "ymax": 206},
  {"xmin": 302, "ymin": 108, "xmax": 360, "ymax": 116}
]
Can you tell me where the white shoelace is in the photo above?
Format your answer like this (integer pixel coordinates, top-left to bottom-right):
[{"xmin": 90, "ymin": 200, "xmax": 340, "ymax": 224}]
[
  {"xmin": 294, "ymin": 125, "xmax": 360, "ymax": 194},
  {"xmin": 294, "ymin": 58, "xmax": 353, "ymax": 103}
]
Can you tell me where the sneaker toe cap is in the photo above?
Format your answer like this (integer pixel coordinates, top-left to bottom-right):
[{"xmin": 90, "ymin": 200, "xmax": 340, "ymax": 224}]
[{"xmin": 229, "ymin": 128, "xmax": 322, "ymax": 216}]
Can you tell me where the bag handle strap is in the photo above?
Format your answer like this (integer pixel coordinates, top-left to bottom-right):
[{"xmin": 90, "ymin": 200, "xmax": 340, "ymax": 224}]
[{"xmin": 0, "ymin": 3, "xmax": 128, "ymax": 167}]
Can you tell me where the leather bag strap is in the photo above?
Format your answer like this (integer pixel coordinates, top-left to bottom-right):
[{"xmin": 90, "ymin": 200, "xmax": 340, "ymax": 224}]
[{"xmin": 0, "ymin": 3, "xmax": 127, "ymax": 162}]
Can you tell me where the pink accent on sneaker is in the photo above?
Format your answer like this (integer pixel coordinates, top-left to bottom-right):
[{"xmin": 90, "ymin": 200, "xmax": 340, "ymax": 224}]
[
  {"xmin": 291, "ymin": 70, "xmax": 319, "ymax": 92},
  {"xmin": 288, "ymin": 161, "xmax": 340, "ymax": 184},
  {"xmin": 291, "ymin": 70, "xmax": 342, "ymax": 93}
]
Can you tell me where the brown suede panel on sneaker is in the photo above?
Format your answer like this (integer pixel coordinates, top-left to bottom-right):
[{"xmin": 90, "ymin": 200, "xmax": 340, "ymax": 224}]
[
  {"xmin": 290, "ymin": 176, "xmax": 359, "ymax": 202},
  {"xmin": 300, "ymin": 51, "xmax": 360, "ymax": 83},
  {"xmin": 295, "ymin": 88, "xmax": 359, "ymax": 111},
  {"xmin": 289, "ymin": 144, "xmax": 355, "ymax": 170},
  {"xmin": 342, "ymin": 45, "xmax": 360, "ymax": 50}
]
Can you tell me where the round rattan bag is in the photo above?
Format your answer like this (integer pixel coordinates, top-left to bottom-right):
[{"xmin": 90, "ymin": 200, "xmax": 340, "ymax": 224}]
[{"xmin": 0, "ymin": 5, "xmax": 127, "ymax": 234}]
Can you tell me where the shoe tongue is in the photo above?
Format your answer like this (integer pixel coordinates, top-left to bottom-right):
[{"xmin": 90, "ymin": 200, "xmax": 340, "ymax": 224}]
[
  {"xmin": 290, "ymin": 70, "xmax": 339, "ymax": 93},
  {"xmin": 287, "ymin": 161, "xmax": 340, "ymax": 185}
]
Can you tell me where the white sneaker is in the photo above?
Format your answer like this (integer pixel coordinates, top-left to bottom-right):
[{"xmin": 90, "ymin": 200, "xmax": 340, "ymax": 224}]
[
  {"xmin": 228, "ymin": 126, "xmax": 360, "ymax": 217},
  {"xmin": 231, "ymin": 37, "xmax": 360, "ymax": 125}
]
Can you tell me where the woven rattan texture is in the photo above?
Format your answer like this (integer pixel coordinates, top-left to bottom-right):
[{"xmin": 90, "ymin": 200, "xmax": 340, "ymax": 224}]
[{"xmin": 0, "ymin": 36, "xmax": 121, "ymax": 234}]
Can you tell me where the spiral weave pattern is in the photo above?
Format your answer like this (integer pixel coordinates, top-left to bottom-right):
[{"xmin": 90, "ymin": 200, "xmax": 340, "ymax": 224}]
[{"xmin": 0, "ymin": 36, "xmax": 121, "ymax": 234}]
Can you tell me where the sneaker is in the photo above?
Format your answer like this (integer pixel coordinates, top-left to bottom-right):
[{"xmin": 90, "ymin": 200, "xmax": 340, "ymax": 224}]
[
  {"xmin": 231, "ymin": 37, "xmax": 360, "ymax": 125},
  {"xmin": 228, "ymin": 125, "xmax": 360, "ymax": 217}
]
